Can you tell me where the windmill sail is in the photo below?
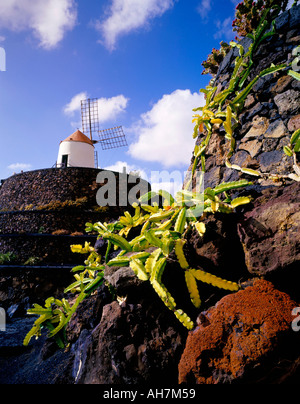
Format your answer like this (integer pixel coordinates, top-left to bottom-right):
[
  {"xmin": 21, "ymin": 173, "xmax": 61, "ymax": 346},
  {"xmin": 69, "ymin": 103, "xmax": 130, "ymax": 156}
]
[
  {"xmin": 98, "ymin": 126, "xmax": 128, "ymax": 150},
  {"xmin": 81, "ymin": 98, "xmax": 100, "ymax": 141},
  {"xmin": 81, "ymin": 98, "xmax": 128, "ymax": 150}
]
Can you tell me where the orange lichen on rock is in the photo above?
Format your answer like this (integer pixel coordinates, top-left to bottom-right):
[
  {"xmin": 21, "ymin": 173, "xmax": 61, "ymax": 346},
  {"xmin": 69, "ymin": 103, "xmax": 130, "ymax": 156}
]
[{"xmin": 178, "ymin": 279, "xmax": 298, "ymax": 384}]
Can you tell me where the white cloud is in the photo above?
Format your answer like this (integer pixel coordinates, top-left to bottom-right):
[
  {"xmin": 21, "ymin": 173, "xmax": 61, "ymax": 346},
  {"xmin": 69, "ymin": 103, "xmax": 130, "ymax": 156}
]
[
  {"xmin": 98, "ymin": 95, "xmax": 129, "ymax": 124},
  {"xmin": 8, "ymin": 163, "xmax": 32, "ymax": 172},
  {"xmin": 197, "ymin": 0, "xmax": 212, "ymax": 20},
  {"xmin": 63, "ymin": 92, "xmax": 89, "ymax": 116},
  {"xmin": 0, "ymin": 0, "xmax": 77, "ymax": 49},
  {"xmin": 214, "ymin": 16, "xmax": 234, "ymax": 41},
  {"xmin": 63, "ymin": 93, "xmax": 129, "ymax": 125},
  {"xmin": 95, "ymin": 0, "xmax": 175, "ymax": 51},
  {"xmin": 129, "ymin": 89, "xmax": 205, "ymax": 168}
]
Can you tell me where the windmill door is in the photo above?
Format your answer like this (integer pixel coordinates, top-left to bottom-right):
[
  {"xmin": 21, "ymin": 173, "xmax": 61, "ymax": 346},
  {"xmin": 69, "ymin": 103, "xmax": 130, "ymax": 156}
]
[{"xmin": 62, "ymin": 154, "xmax": 69, "ymax": 167}]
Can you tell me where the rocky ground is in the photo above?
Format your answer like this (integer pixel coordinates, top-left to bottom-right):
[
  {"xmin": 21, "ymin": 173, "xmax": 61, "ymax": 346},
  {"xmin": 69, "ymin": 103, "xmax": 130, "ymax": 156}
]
[{"xmin": 0, "ymin": 316, "xmax": 71, "ymax": 384}]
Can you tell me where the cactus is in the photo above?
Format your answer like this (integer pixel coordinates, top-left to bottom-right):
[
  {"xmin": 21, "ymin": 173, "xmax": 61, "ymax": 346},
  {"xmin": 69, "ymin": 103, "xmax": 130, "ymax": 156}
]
[
  {"xmin": 174, "ymin": 207, "xmax": 187, "ymax": 234},
  {"xmin": 85, "ymin": 183, "xmax": 247, "ymax": 331},
  {"xmin": 185, "ymin": 270, "xmax": 201, "ymax": 309},
  {"xmin": 24, "ymin": 290, "xmax": 87, "ymax": 348},
  {"xmin": 175, "ymin": 239, "xmax": 189, "ymax": 270},
  {"xmin": 145, "ymin": 248, "xmax": 163, "ymax": 274},
  {"xmin": 283, "ymin": 129, "xmax": 300, "ymax": 181},
  {"xmin": 192, "ymin": 6, "xmax": 297, "ymax": 185},
  {"xmin": 24, "ymin": 174, "xmax": 252, "ymax": 345},
  {"xmin": 24, "ymin": 243, "xmax": 106, "ymax": 348},
  {"xmin": 190, "ymin": 269, "xmax": 239, "ymax": 292},
  {"xmin": 130, "ymin": 259, "xmax": 149, "ymax": 281}
]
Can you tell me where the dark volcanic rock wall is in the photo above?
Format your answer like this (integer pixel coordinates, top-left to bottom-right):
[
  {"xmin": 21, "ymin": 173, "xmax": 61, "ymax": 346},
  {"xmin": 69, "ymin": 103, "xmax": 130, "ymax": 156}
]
[
  {"xmin": 179, "ymin": 5, "xmax": 300, "ymax": 384},
  {"xmin": 188, "ymin": 5, "xmax": 300, "ymax": 189},
  {"xmin": 0, "ymin": 167, "xmax": 150, "ymax": 310},
  {"xmin": 0, "ymin": 168, "xmax": 100, "ymax": 210},
  {"xmin": 0, "ymin": 167, "xmax": 150, "ymax": 264},
  {"xmin": 0, "ymin": 167, "xmax": 149, "ymax": 211}
]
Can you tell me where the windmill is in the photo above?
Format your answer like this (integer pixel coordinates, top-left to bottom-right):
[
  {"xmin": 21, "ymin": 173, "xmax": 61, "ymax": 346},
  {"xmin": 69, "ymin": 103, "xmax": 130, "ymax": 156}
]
[{"xmin": 80, "ymin": 98, "xmax": 128, "ymax": 168}]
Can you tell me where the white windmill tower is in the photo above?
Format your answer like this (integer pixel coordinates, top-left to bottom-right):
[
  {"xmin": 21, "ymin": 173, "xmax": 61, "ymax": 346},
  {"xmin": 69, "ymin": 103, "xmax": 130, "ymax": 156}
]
[
  {"xmin": 57, "ymin": 129, "xmax": 95, "ymax": 168},
  {"xmin": 56, "ymin": 98, "xmax": 127, "ymax": 168}
]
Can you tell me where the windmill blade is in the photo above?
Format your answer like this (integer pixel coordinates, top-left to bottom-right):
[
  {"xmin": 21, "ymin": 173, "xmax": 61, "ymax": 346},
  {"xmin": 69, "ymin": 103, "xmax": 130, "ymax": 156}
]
[
  {"xmin": 81, "ymin": 98, "xmax": 99, "ymax": 141},
  {"xmin": 96, "ymin": 126, "xmax": 128, "ymax": 150},
  {"xmin": 81, "ymin": 98, "xmax": 128, "ymax": 150}
]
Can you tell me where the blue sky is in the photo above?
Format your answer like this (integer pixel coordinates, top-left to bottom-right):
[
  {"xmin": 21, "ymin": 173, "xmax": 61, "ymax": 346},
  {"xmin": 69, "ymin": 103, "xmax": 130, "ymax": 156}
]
[{"xmin": 0, "ymin": 0, "xmax": 240, "ymax": 193}]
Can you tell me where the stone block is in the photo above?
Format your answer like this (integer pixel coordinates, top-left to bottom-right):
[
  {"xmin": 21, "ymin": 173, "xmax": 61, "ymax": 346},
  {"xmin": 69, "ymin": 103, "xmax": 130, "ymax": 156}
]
[
  {"xmin": 238, "ymin": 139, "xmax": 262, "ymax": 158},
  {"xmin": 264, "ymin": 119, "xmax": 288, "ymax": 138},
  {"xmin": 274, "ymin": 89, "xmax": 300, "ymax": 116},
  {"xmin": 242, "ymin": 117, "xmax": 269, "ymax": 142},
  {"xmin": 237, "ymin": 182, "xmax": 300, "ymax": 275},
  {"xmin": 288, "ymin": 114, "xmax": 300, "ymax": 132}
]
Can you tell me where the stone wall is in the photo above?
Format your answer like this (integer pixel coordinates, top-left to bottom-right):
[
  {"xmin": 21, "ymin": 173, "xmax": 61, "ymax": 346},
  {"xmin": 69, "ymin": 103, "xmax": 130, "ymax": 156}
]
[
  {"xmin": 0, "ymin": 211, "xmax": 108, "ymax": 235},
  {"xmin": 179, "ymin": 5, "xmax": 300, "ymax": 384},
  {"xmin": 0, "ymin": 167, "xmax": 150, "ymax": 211},
  {"xmin": 0, "ymin": 234, "xmax": 97, "ymax": 266},
  {"xmin": 0, "ymin": 266, "xmax": 75, "ymax": 312},
  {"xmin": 0, "ymin": 167, "xmax": 150, "ymax": 265},
  {"xmin": 0, "ymin": 167, "xmax": 150, "ymax": 309},
  {"xmin": 188, "ymin": 5, "xmax": 300, "ymax": 189}
]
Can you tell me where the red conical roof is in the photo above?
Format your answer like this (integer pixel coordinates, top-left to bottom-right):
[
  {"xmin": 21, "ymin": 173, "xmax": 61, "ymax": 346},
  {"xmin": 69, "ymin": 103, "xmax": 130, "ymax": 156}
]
[{"xmin": 62, "ymin": 130, "xmax": 94, "ymax": 146}]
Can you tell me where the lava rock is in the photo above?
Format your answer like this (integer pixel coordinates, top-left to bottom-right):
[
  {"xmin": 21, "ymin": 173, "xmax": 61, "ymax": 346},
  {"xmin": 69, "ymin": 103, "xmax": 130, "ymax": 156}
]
[
  {"xmin": 237, "ymin": 182, "xmax": 300, "ymax": 278},
  {"xmin": 178, "ymin": 279, "xmax": 300, "ymax": 384},
  {"xmin": 71, "ymin": 298, "xmax": 188, "ymax": 384}
]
